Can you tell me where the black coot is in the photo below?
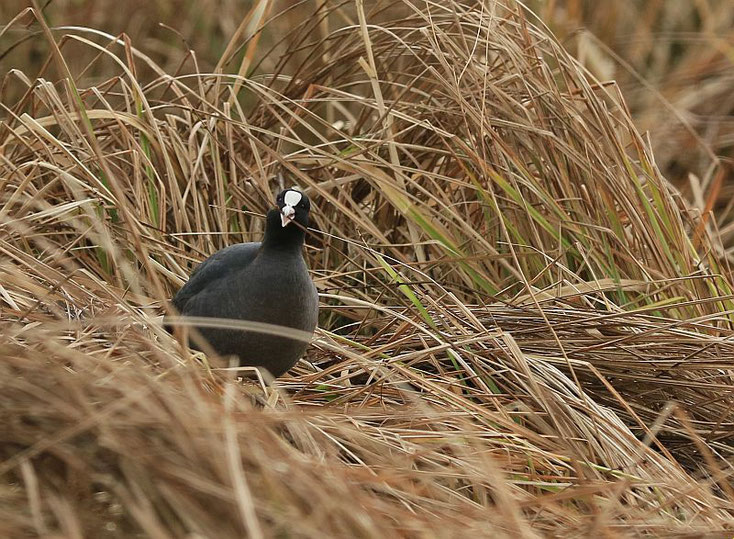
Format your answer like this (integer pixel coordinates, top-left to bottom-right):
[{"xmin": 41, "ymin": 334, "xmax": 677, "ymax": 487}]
[{"xmin": 170, "ymin": 188, "xmax": 319, "ymax": 378}]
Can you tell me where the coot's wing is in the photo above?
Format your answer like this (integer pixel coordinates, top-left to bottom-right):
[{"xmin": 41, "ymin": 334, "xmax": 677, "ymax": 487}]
[{"xmin": 172, "ymin": 242, "xmax": 261, "ymax": 313}]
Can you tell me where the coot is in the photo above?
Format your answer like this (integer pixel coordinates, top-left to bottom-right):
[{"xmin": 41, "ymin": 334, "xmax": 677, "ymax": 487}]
[{"xmin": 170, "ymin": 188, "xmax": 319, "ymax": 377}]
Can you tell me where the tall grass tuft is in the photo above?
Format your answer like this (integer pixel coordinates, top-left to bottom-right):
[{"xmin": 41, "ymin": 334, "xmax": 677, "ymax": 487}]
[{"xmin": 2, "ymin": 0, "xmax": 734, "ymax": 535}]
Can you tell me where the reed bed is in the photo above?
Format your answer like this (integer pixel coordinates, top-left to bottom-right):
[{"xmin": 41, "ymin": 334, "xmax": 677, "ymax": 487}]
[{"xmin": 2, "ymin": 0, "xmax": 734, "ymax": 536}]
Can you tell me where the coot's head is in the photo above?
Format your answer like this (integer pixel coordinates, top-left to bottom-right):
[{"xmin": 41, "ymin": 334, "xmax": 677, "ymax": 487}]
[{"xmin": 276, "ymin": 188, "xmax": 310, "ymax": 229}]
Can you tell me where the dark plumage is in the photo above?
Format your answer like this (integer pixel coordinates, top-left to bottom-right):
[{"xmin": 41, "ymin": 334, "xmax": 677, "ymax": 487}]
[{"xmin": 170, "ymin": 189, "xmax": 319, "ymax": 378}]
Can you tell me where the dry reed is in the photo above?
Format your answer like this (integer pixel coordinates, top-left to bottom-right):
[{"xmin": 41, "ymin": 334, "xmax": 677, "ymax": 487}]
[{"xmin": 2, "ymin": 0, "xmax": 734, "ymax": 536}]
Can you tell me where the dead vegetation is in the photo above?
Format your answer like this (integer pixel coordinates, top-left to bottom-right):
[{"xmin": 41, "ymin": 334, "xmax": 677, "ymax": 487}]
[{"xmin": 1, "ymin": 0, "xmax": 734, "ymax": 536}]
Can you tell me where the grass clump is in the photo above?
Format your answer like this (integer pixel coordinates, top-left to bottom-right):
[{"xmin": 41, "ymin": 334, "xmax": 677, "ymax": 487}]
[{"xmin": 2, "ymin": 0, "xmax": 734, "ymax": 536}]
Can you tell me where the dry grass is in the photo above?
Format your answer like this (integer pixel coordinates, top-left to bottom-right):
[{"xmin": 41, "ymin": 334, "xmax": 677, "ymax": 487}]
[
  {"xmin": 2, "ymin": 0, "xmax": 734, "ymax": 536},
  {"xmin": 532, "ymin": 0, "xmax": 734, "ymax": 252}
]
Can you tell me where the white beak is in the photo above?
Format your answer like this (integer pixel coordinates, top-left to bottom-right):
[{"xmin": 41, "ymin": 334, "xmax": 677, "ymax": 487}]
[{"xmin": 281, "ymin": 205, "xmax": 296, "ymax": 227}]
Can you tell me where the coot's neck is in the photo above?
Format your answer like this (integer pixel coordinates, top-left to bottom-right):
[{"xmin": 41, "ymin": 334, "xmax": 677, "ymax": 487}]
[{"xmin": 261, "ymin": 209, "xmax": 306, "ymax": 253}]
